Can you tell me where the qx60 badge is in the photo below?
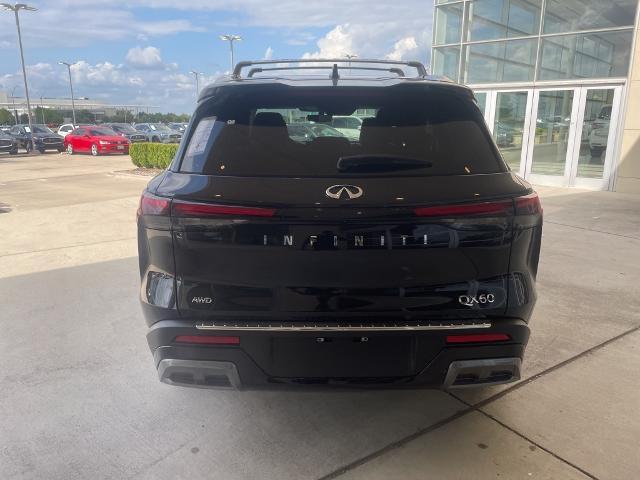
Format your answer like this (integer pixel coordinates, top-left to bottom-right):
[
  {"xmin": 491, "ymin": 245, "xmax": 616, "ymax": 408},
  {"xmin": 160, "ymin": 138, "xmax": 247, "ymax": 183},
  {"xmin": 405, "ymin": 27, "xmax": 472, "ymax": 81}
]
[{"xmin": 325, "ymin": 184, "xmax": 364, "ymax": 200}]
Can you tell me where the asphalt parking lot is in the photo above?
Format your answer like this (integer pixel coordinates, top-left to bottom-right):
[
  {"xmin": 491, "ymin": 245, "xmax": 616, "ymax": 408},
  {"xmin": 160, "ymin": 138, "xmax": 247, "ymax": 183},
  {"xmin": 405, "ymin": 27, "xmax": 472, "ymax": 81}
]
[{"xmin": 1, "ymin": 152, "xmax": 639, "ymax": 480}]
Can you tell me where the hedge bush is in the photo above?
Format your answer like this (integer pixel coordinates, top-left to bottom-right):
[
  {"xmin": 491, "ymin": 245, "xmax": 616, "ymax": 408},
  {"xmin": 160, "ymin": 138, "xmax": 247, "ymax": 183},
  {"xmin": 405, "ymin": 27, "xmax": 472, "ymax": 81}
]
[{"xmin": 130, "ymin": 143, "xmax": 179, "ymax": 169}]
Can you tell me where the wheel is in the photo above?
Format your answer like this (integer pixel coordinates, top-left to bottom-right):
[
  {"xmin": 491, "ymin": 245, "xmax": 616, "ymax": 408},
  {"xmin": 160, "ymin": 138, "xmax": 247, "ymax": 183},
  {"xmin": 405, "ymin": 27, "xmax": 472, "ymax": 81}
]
[
  {"xmin": 152, "ymin": 136, "xmax": 160, "ymax": 143},
  {"xmin": 91, "ymin": 144, "xmax": 99, "ymax": 156},
  {"xmin": 66, "ymin": 144, "xmax": 74, "ymax": 155},
  {"xmin": 38, "ymin": 149, "xmax": 45, "ymax": 154},
  {"xmin": 9, "ymin": 148, "xmax": 17, "ymax": 155}
]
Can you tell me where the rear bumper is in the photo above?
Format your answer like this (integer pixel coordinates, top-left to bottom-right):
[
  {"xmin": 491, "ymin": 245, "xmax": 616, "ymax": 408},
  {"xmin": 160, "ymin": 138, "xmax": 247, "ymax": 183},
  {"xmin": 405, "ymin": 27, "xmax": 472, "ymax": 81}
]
[{"xmin": 147, "ymin": 318, "xmax": 529, "ymax": 390}]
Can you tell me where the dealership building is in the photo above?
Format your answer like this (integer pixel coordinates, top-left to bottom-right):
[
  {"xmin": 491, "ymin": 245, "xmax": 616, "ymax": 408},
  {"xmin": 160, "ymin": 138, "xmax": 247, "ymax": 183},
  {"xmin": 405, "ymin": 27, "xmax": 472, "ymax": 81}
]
[
  {"xmin": 0, "ymin": 91, "xmax": 157, "ymax": 122},
  {"xmin": 432, "ymin": 0, "xmax": 640, "ymax": 192}
]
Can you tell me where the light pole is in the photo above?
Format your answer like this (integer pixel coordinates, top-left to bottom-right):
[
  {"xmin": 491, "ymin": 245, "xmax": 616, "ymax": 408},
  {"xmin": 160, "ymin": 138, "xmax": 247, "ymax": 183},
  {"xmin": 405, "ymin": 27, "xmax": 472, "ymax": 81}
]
[
  {"xmin": 58, "ymin": 61, "xmax": 77, "ymax": 126},
  {"xmin": 1, "ymin": 3, "xmax": 36, "ymax": 151},
  {"xmin": 219, "ymin": 34, "xmax": 242, "ymax": 71},
  {"xmin": 189, "ymin": 71, "xmax": 204, "ymax": 97},
  {"xmin": 345, "ymin": 53, "xmax": 358, "ymax": 73},
  {"xmin": 10, "ymin": 85, "xmax": 18, "ymax": 124}
]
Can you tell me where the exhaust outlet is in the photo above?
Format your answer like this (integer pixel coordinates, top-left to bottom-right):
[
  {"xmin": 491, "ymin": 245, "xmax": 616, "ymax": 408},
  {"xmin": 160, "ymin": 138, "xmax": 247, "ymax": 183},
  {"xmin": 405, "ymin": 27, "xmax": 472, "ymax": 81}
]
[{"xmin": 444, "ymin": 358, "xmax": 521, "ymax": 389}]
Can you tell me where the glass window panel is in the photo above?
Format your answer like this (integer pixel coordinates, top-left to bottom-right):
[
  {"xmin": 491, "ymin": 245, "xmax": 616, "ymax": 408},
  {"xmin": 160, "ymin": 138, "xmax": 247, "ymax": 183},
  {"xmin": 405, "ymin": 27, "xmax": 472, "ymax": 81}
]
[
  {"xmin": 577, "ymin": 89, "xmax": 615, "ymax": 179},
  {"xmin": 464, "ymin": 39, "xmax": 536, "ymax": 83},
  {"xmin": 543, "ymin": 0, "xmax": 638, "ymax": 34},
  {"xmin": 538, "ymin": 31, "xmax": 633, "ymax": 80},
  {"xmin": 434, "ymin": 4, "xmax": 464, "ymax": 45},
  {"xmin": 531, "ymin": 90, "xmax": 573, "ymax": 176},
  {"xmin": 432, "ymin": 46, "xmax": 460, "ymax": 81},
  {"xmin": 468, "ymin": 0, "xmax": 542, "ymax": 41},
  {"xmin": 494, "ymin": 91, "xmax": 528, "ymax": 171},
  {"xmin": 474, "ymin": 92, "xmax": 488, "ymax": 118}
]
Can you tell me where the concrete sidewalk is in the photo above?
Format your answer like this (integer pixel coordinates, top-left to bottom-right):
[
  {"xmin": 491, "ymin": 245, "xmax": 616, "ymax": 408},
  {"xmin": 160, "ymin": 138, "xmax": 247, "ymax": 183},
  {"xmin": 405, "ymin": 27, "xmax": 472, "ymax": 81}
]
[{"xmin": 0, "ymin": 154, "xmax": 638, "ymax": 480}]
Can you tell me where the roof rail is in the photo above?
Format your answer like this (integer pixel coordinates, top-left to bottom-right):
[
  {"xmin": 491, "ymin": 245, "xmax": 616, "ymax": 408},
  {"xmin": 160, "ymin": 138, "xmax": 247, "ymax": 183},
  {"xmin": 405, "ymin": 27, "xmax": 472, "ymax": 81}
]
[
  {"xmin": 232, "ymin": 59, "xmax": 428, "ymax": 79},
  {"xmin": 246, "ymin": 65, "xmax": 407, "ymax": 78}
]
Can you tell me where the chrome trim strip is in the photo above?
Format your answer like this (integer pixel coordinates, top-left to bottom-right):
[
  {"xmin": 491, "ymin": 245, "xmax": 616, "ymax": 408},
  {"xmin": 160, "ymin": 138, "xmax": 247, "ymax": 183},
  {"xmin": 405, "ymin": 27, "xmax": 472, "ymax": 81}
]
[{"xmin": 195, "ymin": 322, "xmax": 492, "ymax": 332}]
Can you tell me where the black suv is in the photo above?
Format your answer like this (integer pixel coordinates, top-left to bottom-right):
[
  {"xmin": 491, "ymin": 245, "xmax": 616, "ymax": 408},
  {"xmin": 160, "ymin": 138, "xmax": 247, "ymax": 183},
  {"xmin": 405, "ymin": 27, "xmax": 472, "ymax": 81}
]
[
  {"xmin": 9, "ymin": 124, "xmax": 64, "ymax": 153},
  {"xmin": 138, "ymin": 59, "xmax": 542, "ymax": 390}
]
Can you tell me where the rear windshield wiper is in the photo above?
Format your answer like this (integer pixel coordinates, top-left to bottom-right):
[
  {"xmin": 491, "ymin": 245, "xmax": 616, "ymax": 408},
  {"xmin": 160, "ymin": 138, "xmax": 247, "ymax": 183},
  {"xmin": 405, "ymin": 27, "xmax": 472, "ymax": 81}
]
[{"xmin": 337, "ymin": 154, "xmax": 432, "ymax": 173}]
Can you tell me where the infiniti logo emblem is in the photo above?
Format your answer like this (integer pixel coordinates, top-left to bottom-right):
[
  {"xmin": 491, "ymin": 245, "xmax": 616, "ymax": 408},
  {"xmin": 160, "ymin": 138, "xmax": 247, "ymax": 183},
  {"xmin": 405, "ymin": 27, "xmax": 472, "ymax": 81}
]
[{"xmin": 325, "ymin": 184, "xmax": 364, "ymax": 200}]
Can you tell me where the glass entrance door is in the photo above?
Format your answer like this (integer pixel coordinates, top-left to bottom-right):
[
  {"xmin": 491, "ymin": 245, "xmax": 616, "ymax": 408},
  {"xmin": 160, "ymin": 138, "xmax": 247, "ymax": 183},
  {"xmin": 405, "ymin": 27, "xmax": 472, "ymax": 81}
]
[
  {"xmin": 476, "ymin": 85, "xmax": 621, "ymax": 189},
  {"xmin": 525, "ymin": 89, "xmax": 577, "ymax": 185},
  {"xmin": 571, "ymin": 87, "xmax": 622, "ymax": 189},
  {"xmin": 492, "ymin": 91, "xmax": 530, "ymax": 175},
  {"xmin": 521, "ymin": 85, "xmax": 621, "ymax": 189},
  {"xmin": 475, "ymin": 89, "xmax": 532, "ymax": 176}
]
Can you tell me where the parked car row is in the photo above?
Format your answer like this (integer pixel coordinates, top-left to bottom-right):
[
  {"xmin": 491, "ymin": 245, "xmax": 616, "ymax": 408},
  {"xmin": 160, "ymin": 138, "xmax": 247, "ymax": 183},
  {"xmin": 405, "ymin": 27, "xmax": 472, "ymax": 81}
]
[
  {"xmin": 0, "ymin": 121, "xmax": 186, "ymax": 155},
  {"xmin": 59, "ymin": 123, "xmax": 184, "ymax": 143}
]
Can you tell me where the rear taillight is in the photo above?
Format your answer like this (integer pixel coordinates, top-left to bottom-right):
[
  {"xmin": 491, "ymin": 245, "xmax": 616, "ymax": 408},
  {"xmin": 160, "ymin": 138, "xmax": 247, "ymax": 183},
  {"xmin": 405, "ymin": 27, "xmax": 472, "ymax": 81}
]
[
  {"xmin": 172, "ymin": 200, "xmax": 276, "ymax": 218},
  {"xmin": 138, "ymin": 192, "xmax": 170, "ymax": 216},
  {"xmin": 414, "ymin": 199, "xmax": 513, "ymax": 217},
  {"xmin": 174, "ymin": 335, "xmax": 240, "ymax": 345},
  {"xmin": 515, "ymin": 193, "xmax": 542, "ymax": 215},
  {"xmin": 414, "ymin": 193, "xmax": 541, "ymax": 218},
  {"xmin": 446, "ymin": 333, "xmax": 510, "ymax": 344}
]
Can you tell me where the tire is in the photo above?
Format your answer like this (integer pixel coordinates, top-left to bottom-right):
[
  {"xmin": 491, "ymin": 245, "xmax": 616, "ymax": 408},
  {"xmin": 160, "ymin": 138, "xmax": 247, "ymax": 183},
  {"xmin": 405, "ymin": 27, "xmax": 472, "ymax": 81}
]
[
  {"xmin": 9, "ymin": 148, "xmax": 18, "ymax": 155},
  {"xmin": 91, "ymin": 144, "xmax": 99, "ymax": 156},
  {"xmin": 67, "ymin": 144, "xmax": 74, "ymax": 155},
  {"xmin": 38, "ymin": 149, "xmax": 45, "ymax": 154},
  {"xmin": 152, "ymin": 136, "xmax": 160, "ymax": 143}
]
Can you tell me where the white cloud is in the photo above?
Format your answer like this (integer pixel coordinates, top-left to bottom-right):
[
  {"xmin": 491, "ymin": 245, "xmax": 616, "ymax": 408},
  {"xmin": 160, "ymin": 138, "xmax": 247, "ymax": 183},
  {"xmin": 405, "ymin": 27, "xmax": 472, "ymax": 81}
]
[
  {"xmin": 302, "ymin": 24, "xmax": 355, "ymax": 59},
  {"xmin": 386, "ymin": 36, "xmax": 419, "ymax": 61},
  {"xmin": 303, "ymin": 22, "xmax": 430, "ymax": 65},
  {"xmin": 263, "ymin": 46, "xmax": 274, "ymax": 60},
  {"xmin": 126, "ymin": 46, "xmax": 164, "ymax": 68}
]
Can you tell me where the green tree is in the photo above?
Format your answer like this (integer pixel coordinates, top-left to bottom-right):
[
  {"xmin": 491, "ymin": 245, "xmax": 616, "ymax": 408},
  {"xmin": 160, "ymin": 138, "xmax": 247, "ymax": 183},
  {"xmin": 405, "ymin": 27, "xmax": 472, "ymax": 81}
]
[
  {"xmin": 0, "ymin": 108, "xmax": 15, "ymax": 125},
  {"xmin": 34, "ymin": 107, "xmax": 64, "ymax": 125}
]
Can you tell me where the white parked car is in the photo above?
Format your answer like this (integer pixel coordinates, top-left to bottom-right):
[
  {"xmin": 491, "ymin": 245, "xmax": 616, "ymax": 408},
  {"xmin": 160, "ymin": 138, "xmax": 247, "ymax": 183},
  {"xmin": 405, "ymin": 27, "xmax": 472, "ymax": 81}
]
[
  {"xmin": 329, "ymin": 115, "xmax": 363, "ymax": 140},
  {"xmin": 57, "ymin": 124, "xmax": 76, "ymax": 138}
]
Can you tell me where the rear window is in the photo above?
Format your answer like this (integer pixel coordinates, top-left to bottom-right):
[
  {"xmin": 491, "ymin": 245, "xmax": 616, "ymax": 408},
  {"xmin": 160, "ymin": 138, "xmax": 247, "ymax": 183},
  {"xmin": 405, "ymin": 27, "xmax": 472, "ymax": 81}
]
[{"xmin": 179, "ymin": 85, "xmax": 505, "ymax": 177}]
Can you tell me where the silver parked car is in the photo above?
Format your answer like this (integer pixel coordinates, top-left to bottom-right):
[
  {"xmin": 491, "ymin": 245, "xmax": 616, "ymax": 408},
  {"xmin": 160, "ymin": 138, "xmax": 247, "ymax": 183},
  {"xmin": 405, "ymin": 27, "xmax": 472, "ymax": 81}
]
[{"xmin": 134, "ymin": 123, "xmax": 182, "ymax": 143}]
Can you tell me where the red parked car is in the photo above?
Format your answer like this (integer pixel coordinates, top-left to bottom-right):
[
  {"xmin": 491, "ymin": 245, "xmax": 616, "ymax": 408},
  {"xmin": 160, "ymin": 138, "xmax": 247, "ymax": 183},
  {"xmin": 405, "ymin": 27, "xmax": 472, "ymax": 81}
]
[{"xmin": 64, "ymin": 126, "xmax": 130, "ymax": 156}]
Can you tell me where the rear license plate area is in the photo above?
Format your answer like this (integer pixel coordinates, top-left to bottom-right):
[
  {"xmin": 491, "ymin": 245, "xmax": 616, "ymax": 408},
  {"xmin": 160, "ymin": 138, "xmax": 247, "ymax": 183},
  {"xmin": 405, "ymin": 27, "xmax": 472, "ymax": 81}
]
[{"xmin": 267, "ymin": 335, "xmax": 416, "ymax": 377}]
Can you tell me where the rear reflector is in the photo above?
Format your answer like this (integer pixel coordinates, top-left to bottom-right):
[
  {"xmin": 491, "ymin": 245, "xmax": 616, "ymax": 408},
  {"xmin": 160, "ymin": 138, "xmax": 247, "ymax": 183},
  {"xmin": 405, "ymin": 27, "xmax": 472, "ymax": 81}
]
[
  {"xmin": 414, "ymin": 200, "xmax": 513, "ymax": 217},
  {"xmin": 446, "ymin": 333, "xmax": 510, "ymax": 344},
  {"xmin": 172, "ymin": 201, "xmax": 276, "ymax": 218},
  {"xmin": 515, "ymin": 193, "xmax": 542, "ymax": 215},
  {"xmin": 174, "ymin": 335, "xmax": 240, "ymax": 345},
  {"xmin": 138, "ymin": 192, "xmax": 170, "ymax": 216}
]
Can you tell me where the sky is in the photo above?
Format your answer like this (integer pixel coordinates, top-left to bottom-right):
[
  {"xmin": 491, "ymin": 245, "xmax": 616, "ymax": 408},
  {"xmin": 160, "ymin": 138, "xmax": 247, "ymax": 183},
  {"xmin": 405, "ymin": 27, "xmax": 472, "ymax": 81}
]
[{"xmin": 0, "ymin": 1, "xmax": 435, "ymax": 114}]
